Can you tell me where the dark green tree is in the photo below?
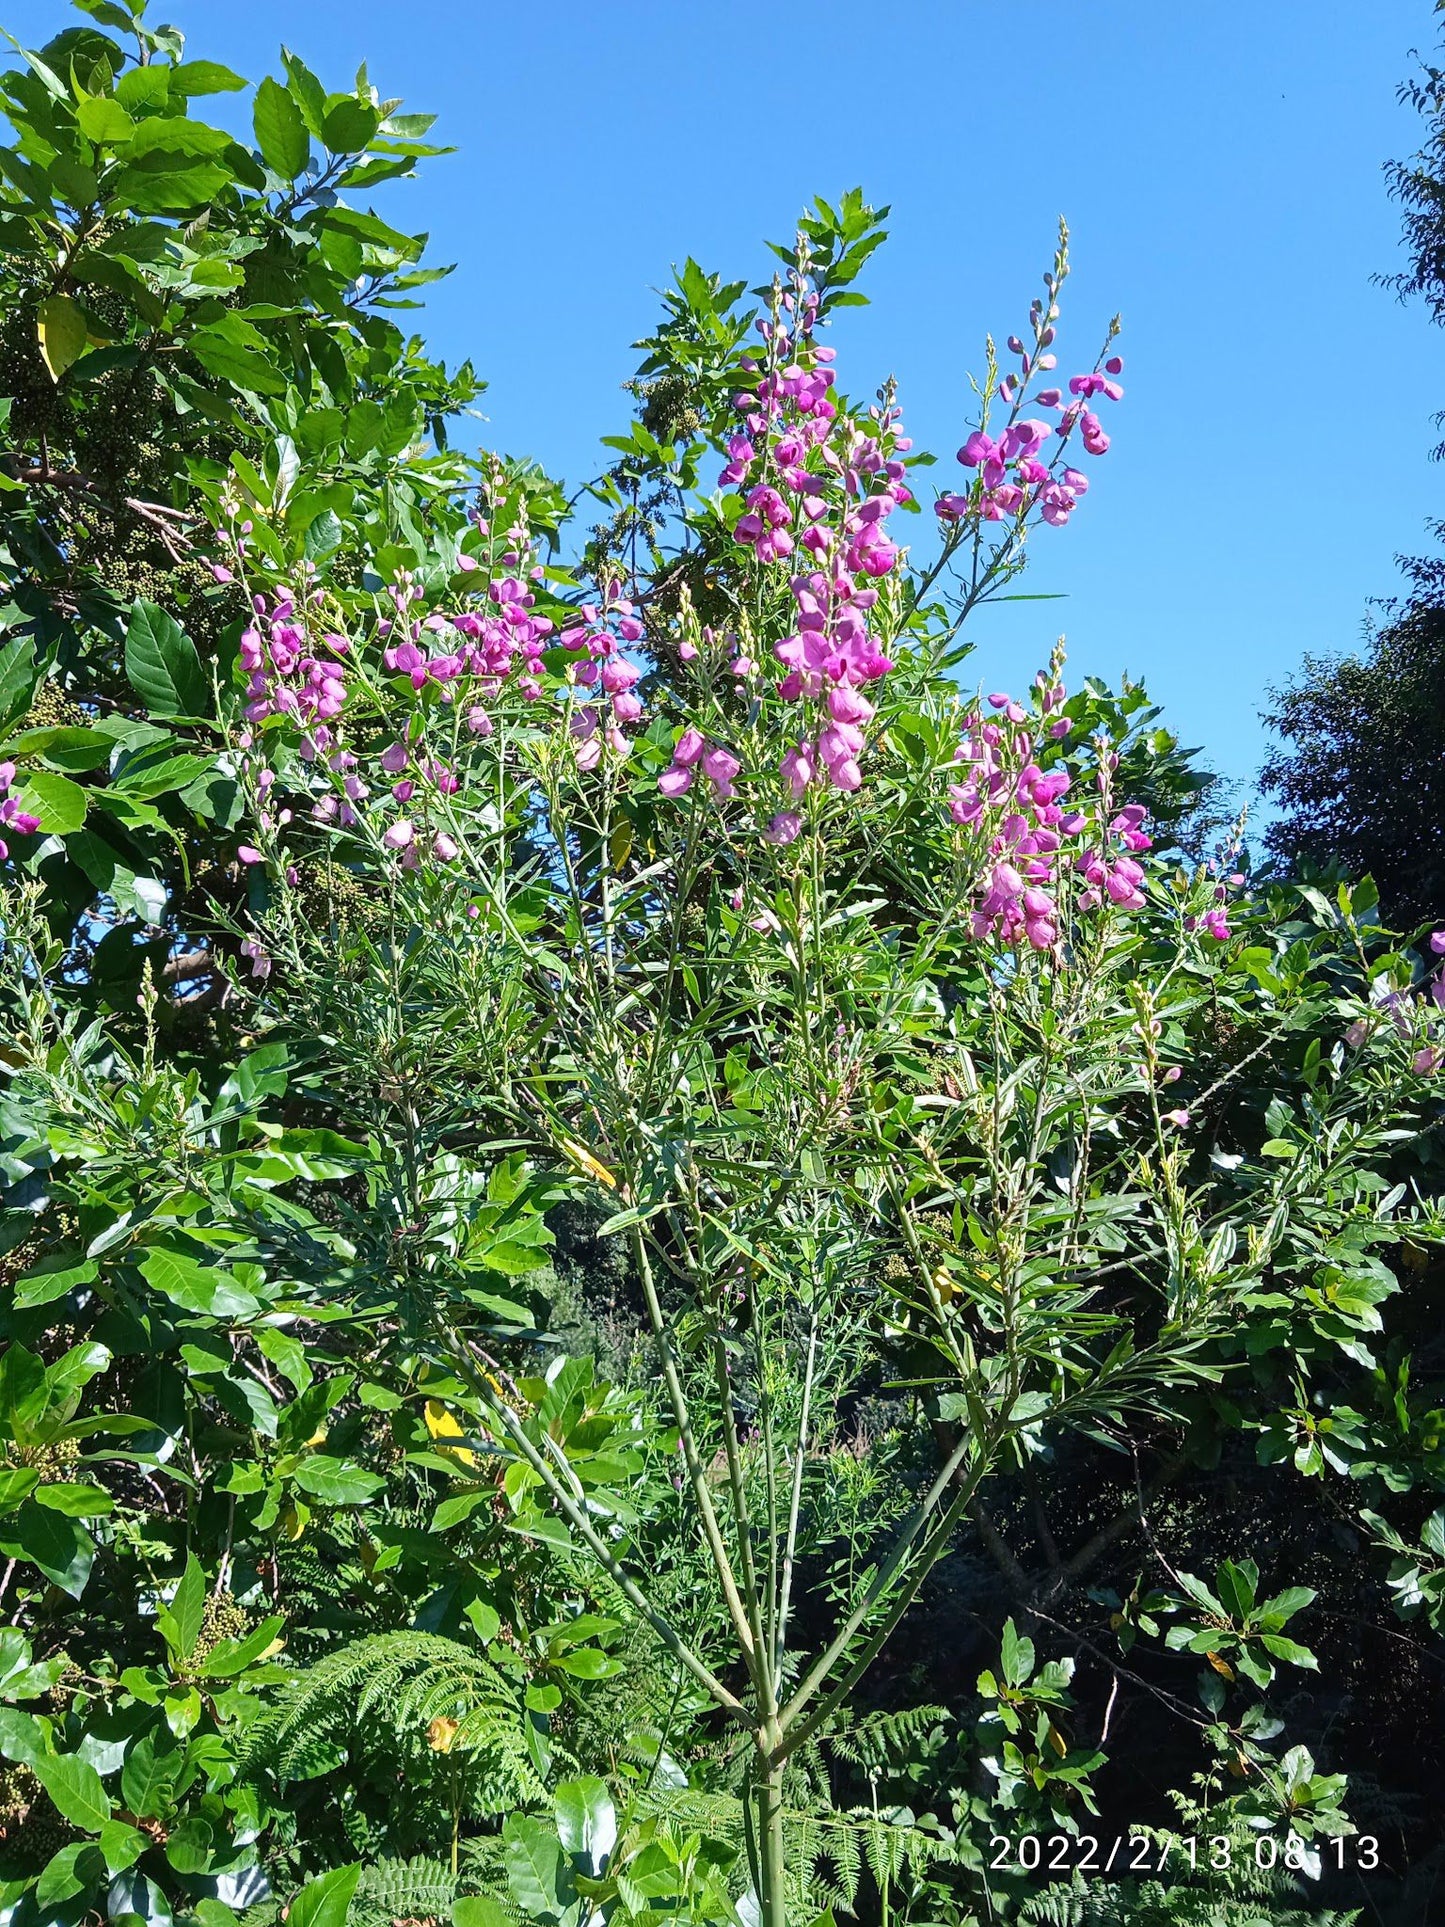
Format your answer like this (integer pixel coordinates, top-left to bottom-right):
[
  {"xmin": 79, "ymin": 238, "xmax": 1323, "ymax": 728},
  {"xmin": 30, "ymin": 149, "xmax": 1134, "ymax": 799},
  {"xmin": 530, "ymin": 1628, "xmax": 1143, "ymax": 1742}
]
[{"xmin": 1262, "ymin": 7, "xmax": 1445, "ymax": 924}]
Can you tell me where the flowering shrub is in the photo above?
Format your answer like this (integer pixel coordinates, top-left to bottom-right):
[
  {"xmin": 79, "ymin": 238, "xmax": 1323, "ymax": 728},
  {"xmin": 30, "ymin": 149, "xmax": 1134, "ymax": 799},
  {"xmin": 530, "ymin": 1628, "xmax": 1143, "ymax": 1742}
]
[{"xmin": 3, "ymin": 15, "xmax": 1445, "ymax": 1924}]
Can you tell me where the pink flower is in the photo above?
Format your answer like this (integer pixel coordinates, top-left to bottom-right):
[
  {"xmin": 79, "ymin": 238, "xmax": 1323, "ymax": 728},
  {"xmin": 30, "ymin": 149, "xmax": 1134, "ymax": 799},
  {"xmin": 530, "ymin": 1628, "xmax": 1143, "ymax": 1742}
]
[
  {"xmin": 433, "ymin": 832, "xmax": 459, "ymax": 862},
  {"xmin": 701, "ymin": 744, "xmax": 742, "ymax": 799},
  {"xmin": 1163, "ymin": 1108, "xmax": 1191, "ymax": 1129},
  {"xmin": 658, "ymin": 764, "xmax": 693, "ymax": 798},
  {"xmin": 1345, "ymin": 1019, "xmax": 1369, "ymax": 1048},
  {"xmin": 380, "ymin": 741, "xmax": 409, "ymax": 775},
  {"xmin": 673, "ymin": 727, "xmax": 706, "ymax": 767},
  {"xmin": 237, "ymin": 845, "xmax": 265, "ymax": 865},
  {"xmin": 382, "ymin": 819, "xmax": 414, "ymax": 851},
  {"xmin": 1413, "ymin": 1046, "xmax": 1441, "ymax": 1075},
  {"xmin": 781, "ymin": 742, "xmax": 815, "ymax": 799},
  {"xmin": 1430, "ymin": 931, "xmax": 1445, "ymax": 954},
  {"xmin": 764, "ymin": 811, "xmax": 803, "ymax": 845}
]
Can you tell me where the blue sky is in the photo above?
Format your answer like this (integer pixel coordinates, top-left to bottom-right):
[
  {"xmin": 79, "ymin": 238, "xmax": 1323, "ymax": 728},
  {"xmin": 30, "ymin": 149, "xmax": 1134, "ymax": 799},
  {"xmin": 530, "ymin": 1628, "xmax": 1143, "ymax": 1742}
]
[{"xmin": 9, "ymin": 1, "xmax": 1438, "ymax": 798}]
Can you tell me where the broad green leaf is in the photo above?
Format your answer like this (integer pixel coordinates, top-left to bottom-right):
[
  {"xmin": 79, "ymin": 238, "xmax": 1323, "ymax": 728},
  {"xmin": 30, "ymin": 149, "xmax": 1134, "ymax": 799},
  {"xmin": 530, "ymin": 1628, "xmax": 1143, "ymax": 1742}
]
[
  {"xmin": 14, "ymin": 1253, "xmax": 98, "ymax": 1309},
  {"xmin": 36, "ymin": 294, "xmax": 89, "ymax": 381},
  {"xmin": 37, "ymin": 1841, "xmax": 104, "ymax": 1908},
  {"xmin": 253, "ymin": 75, "xmax": 309, "ymax": 178},
  {"xmin": 124, "ymin": 602, "xmax": 207, "ymax": 718},
  {"xmin": 169, "ymin": 61, "xmax": 247, "ymax": 95},
  {"xmin": 100, "ymin": 1819, "xmax": 147, "ymax": 1872},
  {"xmin": 291, "ymin": 1457, "xmax": 385, "ymax": 1506},
  {"xmin": 156, "ymin": 1554, "xmax": 205, "ymax": 1662},
  {"xmin": 453, "ymin": 1901, "xmax": 509, "ymax": 1927},
  {"xmin": 15, "ymin": 769, "xmax": 87, "ymax": 834},
  {"xmin": 288, "ymin": 1862, "xmax": 361, "ymax": 1927},
  {"xmin": 0, "ymin": 638, "xmax": 39, "ymax": 732},
  {"xmin": 0, "ymin": 1467, "xmax": 39, "ymax": 1513},
  {"xmin": 503, "ymin": 1815, "xmax": 568, "ymax": 1917},
  {"xmin": 0, "ymin": 1504, "xmax": 94, "ymax": 1597},
  {"xmin": 554, "ymin": 1775, "xmax": 617, "ymax": 1875},
  {"xmin": 76, "ymin": 94, "xmax": 134, "ymax": 145},
  {"xmin": 35, "ymin": 1482, "xmax": 114, "ymax": 1518},
  {"xmin": 32, "ymin": 1751, "xmax": 112, "ymax": 1831},
  {"xmin": 120, "ymin": 1727, "xmax": 180, "ymax": 1818},
  {"xmin": 138, "ymin": 1248, "xmax": 260, "ymax": 1320}
]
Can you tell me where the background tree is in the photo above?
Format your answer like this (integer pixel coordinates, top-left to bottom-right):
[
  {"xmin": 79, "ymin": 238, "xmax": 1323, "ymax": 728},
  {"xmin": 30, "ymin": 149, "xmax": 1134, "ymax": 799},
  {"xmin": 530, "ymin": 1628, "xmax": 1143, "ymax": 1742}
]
[{"xmin": 1262, "ymin": 5, "xmax": 1445, "ymax": 925}]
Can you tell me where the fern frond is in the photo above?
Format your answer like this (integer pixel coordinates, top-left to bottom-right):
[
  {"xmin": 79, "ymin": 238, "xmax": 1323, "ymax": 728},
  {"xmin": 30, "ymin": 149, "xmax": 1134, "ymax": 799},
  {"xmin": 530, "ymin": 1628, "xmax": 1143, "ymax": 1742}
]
[{"xmin": 243, "ymin": 1631, "xmax": 543, "ymax": 1812}]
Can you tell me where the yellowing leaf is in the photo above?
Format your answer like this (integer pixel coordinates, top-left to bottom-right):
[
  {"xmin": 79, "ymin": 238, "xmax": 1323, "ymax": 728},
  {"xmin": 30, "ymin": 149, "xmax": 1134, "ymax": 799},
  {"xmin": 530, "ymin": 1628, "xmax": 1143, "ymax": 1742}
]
[
  {"xmin": 1206, "ymin": 1651, "xmax": 1236, "ymax": 1682},
  {"xmin": 427, "ymin": 1715, "xmax": 459, "ymax": 1753},
  {"xmin": 424, "ymin": 1398, "xmax": 477, "ymax": 1469},
  {"xmin": 36, "ymin": 295, "xmax": 89, "ymax": 382},
  {"xmin": 1046, "ymin": 1721, "xmax": 1068, "ymax": 1758},
  {"xmin": 279, "ymin": 1502, "xmax": 308, "ymax": 1541},
  {"xmin": 930, "ymin": 1266, "xmax": 959, "ymax": 1306},
  {"xmin": 558, "ymin": 1134, "xmax": 617, "ymax": 1190}
]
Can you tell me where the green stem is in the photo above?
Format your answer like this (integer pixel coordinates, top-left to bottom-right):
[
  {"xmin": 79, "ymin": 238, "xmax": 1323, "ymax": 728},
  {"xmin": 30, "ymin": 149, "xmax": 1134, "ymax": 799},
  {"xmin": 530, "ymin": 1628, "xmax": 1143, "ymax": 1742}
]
[
  {"xmin": 444, "ymin": 1330, "xmax": 748, "ymax": 1723},
  {"xmin": 631, "ymin": 1228, "xmax": 762, "ymax": 1685}
]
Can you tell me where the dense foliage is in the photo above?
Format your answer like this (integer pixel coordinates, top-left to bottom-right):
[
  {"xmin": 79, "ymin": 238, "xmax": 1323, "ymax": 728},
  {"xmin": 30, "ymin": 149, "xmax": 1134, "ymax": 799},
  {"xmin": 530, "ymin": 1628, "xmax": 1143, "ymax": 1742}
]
[{"xmin": 2, "ymin": 9, "xmax": 1444, "ymax": 1927}]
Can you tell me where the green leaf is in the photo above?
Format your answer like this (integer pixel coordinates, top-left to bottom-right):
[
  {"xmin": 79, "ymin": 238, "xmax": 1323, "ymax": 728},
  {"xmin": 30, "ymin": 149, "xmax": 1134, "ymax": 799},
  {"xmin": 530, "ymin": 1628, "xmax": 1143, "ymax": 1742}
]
[
  {"xmin": 0, "ymin": 1706, "xmax": 48, "ymax": 1765},
  {"xmin": 453, "ymin": 1901, "xmax": 510, "ymax": 1927},
  {"xmin": 291, "ymin": 1457, "xmax": 385, "ymax": 1506},
  {"xmin": 253, "ymin": 75, "xmax": 309, "ymax": 178},
  {"xmin": 112, "ymin": 117, "xmax": 234, "ymax": 212},
  {"xmin": 14, "ymin": 1253, "xmax": 99, "ymax": 1309},
  {"xmin": 503, "ymin": 1815, "xmax": 568, "ymax": 1917},
  {"xmin": 35, "ymin": 295, "xmax": 90, "ymax": 381},
  {"xmin": 551, "ymin": 1647, "xmax": 623, "ymax": 1679},
  {"xmin": 32, "ymin": 1751, "xmax": 112, "ymax": 1832},
  {"xmin": 14, "ymin": 768, "xmax": 87, "ymax": 835},
  {"xmin": 1, "ymin": 725, "xmax": 114, "ymax": 771},
  {"xmin": 100, "ymin": 1818, "xmax": 147, "ymax": 1872},
  {"xmin": 124, "ymin": 601, "xmax": 207, "ymax": 718},
  {"xmin": 288, "ymin": 1862, "xmax": 361, "ymax": 1927},
  {"xmin": 120, "ymin": 1727, "xmax": 180, "ymax": 1818},
  {"xmin": 156, "ymin": 1553, "xmax": 205, "ymax": 1663},
  {"xmin": 76, "ymin": 94, "xmax": 134, "ymax": 145},
  {"xmin": 188, "ymin": 323, "xmax": 288, "ymax": 396},
  {"xmin": 199, "ymin": 1612, "xmax": 283, "ymax": 1678},
  {"xmin": 0, "ymin": 638, "xmax": 40, "ymax": 732},
  {"xmin": 35, "ymin": 1482, "xmax": 114, "ymax": 1518},
  {"xmin": 169, "ymin": 61, "xmax": 247, "ymax": 95},
  {"xmin": 322, "ymin": 97, "xmax": 380, "ymax": 153},
  {"xmin": 138, "ymin": 1248, "xmax": 260, "ymax": 1320},
  {"xmin": 0, "ymin": 1467, "xmax": 39, "ymax": 1513},
  {"xmin": 554, "ymin": 1775, "xmax": 617, "ymax": 1875},
  {"xmin": 0, "ymin": 1504, "xmax": 94, "ymax": 1597},
  {"xmin": 37, "ymin": 1840, "xmax": 104, "ymax": 1908}
]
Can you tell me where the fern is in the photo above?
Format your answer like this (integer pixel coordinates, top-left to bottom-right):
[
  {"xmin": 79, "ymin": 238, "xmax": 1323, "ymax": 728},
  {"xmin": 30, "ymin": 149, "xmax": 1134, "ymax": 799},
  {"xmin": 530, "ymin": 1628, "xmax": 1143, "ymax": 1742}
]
[
  {"xmin": 630, "ymin": 1780, "xmax": 960, "ymax": 1918},
  {"xmin": 243, "ymin": 1631, "xmax": 543, "ymax": 1812},
  {"xmin": 351, "ymin": 1854, "xmax": 459, "ymax": 1927}
]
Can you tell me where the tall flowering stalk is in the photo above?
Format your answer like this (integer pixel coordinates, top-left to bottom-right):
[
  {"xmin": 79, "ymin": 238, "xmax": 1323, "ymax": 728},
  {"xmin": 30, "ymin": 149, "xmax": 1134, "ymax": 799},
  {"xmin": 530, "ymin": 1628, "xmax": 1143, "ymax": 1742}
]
[{"xmin": 215, "ymin": 231, "xmax": 1440, "ymax": 1925}]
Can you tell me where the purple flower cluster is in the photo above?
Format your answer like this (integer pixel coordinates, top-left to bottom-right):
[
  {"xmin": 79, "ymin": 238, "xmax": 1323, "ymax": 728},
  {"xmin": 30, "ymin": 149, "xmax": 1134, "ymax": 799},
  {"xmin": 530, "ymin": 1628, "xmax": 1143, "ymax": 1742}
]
[
  {"xmin": 936, "ymin": 339, "xmax": 1123, "ymax": 531},
  {"xmin": 714, "ymin": 311, "xmax": 912, "ymax": 802},
  {"xmin": 0, "ymin": 760, "xmax": 40, "ymax": 861},
  {"xmin": 948, "ymin": 682, "xmax": 1151, "ymax": 950},
  {"xmin": 240, "ymin": 591, "xmax": 350, "ymax": 732}
]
